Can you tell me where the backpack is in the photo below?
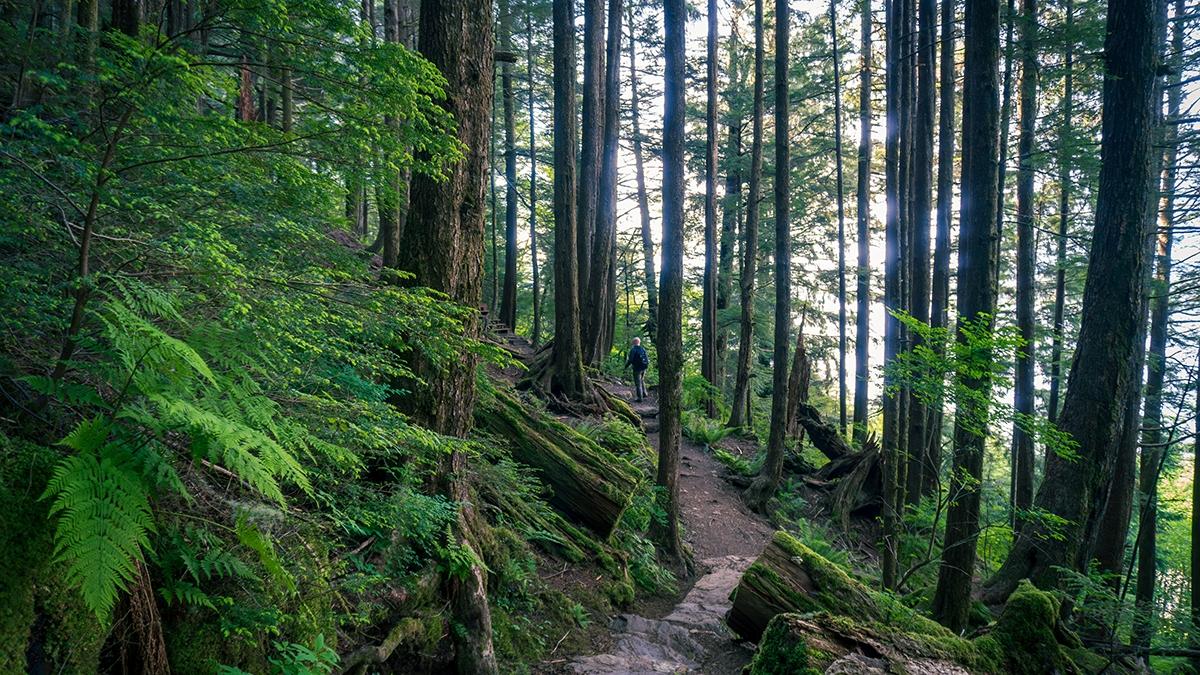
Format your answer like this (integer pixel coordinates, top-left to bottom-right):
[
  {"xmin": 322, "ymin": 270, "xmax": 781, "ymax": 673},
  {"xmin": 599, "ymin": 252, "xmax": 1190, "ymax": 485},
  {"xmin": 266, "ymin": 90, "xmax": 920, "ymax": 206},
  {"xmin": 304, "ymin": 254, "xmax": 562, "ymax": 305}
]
[{"xmin": 630, "ymin": 345, "xmax": 649, "ymax": 370}]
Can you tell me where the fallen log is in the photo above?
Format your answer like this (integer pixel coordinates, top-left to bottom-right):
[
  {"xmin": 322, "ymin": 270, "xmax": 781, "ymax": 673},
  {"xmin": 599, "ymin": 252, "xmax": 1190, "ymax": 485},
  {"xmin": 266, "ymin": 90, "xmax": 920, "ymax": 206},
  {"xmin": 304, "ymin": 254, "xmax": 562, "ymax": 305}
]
[
  {"xmin": 727, "ymin": 531, "xmax": 883, "ymax": 643},
  {"xmin": 475, "ymin": 386, "xmax": 643, "ymax": 539},
  {"xmin": 732, "ymin": 539, "xmax": 1101, "ymax": 675},
  {"xmin": 795, "ymin": 402, "xmax": 850, "ymax": 462},
  {"xmin": 749, "ymin": 612, "xmax": 976, "ymax": 674}
]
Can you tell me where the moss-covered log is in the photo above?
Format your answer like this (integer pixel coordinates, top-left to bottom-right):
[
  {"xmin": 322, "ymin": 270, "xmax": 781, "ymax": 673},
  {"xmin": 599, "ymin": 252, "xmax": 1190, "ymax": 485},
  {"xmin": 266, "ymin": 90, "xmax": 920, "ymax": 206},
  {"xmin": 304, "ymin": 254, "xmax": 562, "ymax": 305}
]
[
  {"xmin": 734, "ymin": 535, "xmax": 1126, "ymax": 675},
  {"xmin": 749, "ymin": 612, "xmax": 983, "ymax": 674},
  {"xmin": 728, "ymin": 531, "xmax": 890, "ymax": 643},
  {"xmin": 475, "ymin": 386, "xmax": 642, "ymax": 539}
]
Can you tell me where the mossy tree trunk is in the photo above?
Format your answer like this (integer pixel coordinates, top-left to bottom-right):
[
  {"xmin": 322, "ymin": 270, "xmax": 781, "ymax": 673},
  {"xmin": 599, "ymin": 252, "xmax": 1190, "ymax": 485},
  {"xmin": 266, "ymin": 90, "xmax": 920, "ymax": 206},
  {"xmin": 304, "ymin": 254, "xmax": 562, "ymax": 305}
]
[{"xmin": 397, "ymin": 0, "xmax": 498, "ymax": 670}]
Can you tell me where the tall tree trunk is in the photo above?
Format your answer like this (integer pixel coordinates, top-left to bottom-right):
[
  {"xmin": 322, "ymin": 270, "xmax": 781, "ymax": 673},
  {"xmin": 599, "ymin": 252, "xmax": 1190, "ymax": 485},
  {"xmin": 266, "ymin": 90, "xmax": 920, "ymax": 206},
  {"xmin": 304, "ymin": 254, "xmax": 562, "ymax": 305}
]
[
  {"xmin": 528, "ymin": 11, "xmax": 542, "ymax": 346},
  {"xmin": 894, "ymin": 0, "xmax": 914, "ymax": 513},
  {"xmin": 584, "ymin": 0, "xmax": 623, "ymax": 364},
  {"xmin": 1192, "ymin": 347, "xmax": 1200, "ymax": 663},
  {"xmin": 490, "ymin": 105, "xmax": 499, "ymax": 310},
  {"xmin": 982, "ymin": 0, "xmax": 1159, "ymax": 604},
  {"xmin": 992, "ymin": 0, "xmax": 1015, "ymax": 297},
  {"xmin": 718, "ymin": 9, "xmax": 743, "ymax": 393},
  {"xmin": 701, "ymin": 0, "xmax": 720, "ymax": 416},
  {"xmin": 628, "ymin": 20, "xmax": 658, "ymax": 342},
  {"xmin": 926, "ymin": 0, "xmax": 955, "ymax": 497},
  {"xmin": 743, "ymin": 0, "xmax": 790, "ymax": 511},
  {"xmin": 398, "ymin": 0, "xmax": 498, "ymax": 670},
  {"xmin": 578, "ymin": 0, "xmax": 605, "ymax": 311},
  {"xmin": 931, "ymin": 0, "xmax": 1001, "ymax": 632},
  {"xmin": 728, "ymin": 0, "xmax": 765, "ymax": 431},
  {"xmin": 378, "ymin": 0, "xmax": 402, "ymax": 270},
  {"xmin": 499, "ymin": 0, "xmax": 519, "ymax": 328},
  {"xmin": 831, "ymin": 0, "xmax": 849, "ymax": 436},
  {"xmin": 1010, "ymin": 0, "xmax": 1038, "ymax": 521},
  {"xmin": 718, "ymin": 121, "xmax": 741, "ymax": 390},
  {"xmin": 656, "ymin": 0, "xmax": 687, "ymax": 559},
  {"xmin": 1047, "ymin": 0, "xmax": 1073, "ymax": 429},
  {"xmin": 881, "ymin": 0, "xmax": 907, "ymax": 589},
  {"xmin": 904, "ymin": 0, "xmax": 935, "ymax": 504},
  {"xmin": 852, "ymin": 0, "xmax": 872, "ymax": 444},
  {"xmin": 1133, "ymin": 0, "xmax": 1181, "ymax": 648},
  {"xmin": 552, "ymin": 0, "xmax": 586, "ymax": 398},
  {"xmin": 1079, "ymin": 0, "xmax": 1169, "ymax": 601}
]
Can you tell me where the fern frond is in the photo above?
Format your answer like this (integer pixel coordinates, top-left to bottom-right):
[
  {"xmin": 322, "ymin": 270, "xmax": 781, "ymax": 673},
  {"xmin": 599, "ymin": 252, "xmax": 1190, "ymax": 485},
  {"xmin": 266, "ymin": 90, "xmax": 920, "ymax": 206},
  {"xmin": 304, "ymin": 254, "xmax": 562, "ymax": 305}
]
[
  {"xmin": 43, "ymin": 418, "xmax": 155, "ymax": 622},
  {"xmin": 99, "ymin": 300, "xmax": 217, "ymax": 387}
]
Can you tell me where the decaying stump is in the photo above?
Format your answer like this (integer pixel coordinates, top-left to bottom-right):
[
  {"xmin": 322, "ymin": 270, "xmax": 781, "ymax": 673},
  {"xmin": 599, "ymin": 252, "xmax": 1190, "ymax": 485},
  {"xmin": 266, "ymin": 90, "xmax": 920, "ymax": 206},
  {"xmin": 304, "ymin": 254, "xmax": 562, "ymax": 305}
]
[{"xmin": 475, "ymin": 386, "xmax": 642, "ymax": 539}]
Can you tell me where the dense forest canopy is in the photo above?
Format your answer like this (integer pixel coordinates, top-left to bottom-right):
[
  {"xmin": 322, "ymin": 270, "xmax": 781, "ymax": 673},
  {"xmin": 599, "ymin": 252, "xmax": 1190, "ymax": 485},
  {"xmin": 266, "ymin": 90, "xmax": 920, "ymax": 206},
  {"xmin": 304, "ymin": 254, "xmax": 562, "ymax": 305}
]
[{"xmin": 2, "ymin": 0, "xmax": 1200, "ymax": 673}]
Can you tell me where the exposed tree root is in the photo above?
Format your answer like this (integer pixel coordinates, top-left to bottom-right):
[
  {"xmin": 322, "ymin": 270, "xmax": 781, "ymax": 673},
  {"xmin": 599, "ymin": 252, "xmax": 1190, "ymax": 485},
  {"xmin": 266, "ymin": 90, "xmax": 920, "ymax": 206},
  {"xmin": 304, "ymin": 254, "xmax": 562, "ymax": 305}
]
[{"xmin": 516, "ymin": 340, "xmax": 643, "ymax": 430}]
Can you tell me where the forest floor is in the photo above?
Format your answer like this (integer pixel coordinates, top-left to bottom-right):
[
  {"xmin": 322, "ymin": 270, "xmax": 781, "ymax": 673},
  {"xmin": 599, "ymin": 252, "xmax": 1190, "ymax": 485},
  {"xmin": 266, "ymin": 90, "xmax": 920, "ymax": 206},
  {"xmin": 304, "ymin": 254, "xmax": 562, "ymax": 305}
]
[{"xmin": 544, "ymin": 381, "xmax": 774, "ymax": 674}]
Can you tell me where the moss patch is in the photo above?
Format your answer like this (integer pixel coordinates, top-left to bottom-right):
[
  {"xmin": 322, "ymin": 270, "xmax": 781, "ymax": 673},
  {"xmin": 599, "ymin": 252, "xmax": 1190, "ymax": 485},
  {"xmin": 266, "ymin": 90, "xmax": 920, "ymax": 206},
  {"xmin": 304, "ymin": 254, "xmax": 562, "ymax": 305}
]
[{"xmin": 974, "ymin": 580, "xmax": 1082, "ymax": 675}]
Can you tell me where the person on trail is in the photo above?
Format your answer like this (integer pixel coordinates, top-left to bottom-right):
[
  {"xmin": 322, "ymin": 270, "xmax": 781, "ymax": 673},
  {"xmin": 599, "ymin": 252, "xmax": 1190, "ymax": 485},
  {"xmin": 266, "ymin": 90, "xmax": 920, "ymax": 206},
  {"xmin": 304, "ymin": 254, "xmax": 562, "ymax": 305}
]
[{"xmin": 625, "ymin": 337, "xmax": 650, "ymax": 402}]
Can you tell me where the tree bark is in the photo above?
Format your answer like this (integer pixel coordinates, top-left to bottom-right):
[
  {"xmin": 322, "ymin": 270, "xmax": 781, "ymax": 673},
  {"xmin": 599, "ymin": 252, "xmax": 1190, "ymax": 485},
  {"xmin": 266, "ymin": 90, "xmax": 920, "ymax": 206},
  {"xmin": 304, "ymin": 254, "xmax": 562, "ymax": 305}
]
[
  {"xmin": 728, "ymin": 0, "xmax": 765, "ymax": 431},
  {"xmin": 926, "ymin": 0, "xmax": 955, "ymax": 498},
  {"xmin": 718, "ymin": 12, "xmax": 743, "ymax": 393},
  {"xmin": 851, "ymin": 0, "xmax": 873, "ymax": 444},
  {"xmin": 655, "ymin": 0, "xmax": 687, "ymax": 559},
  {"xmin": 992, "ymin": 0, "xmax": 1015, "ymax": 297},
  {"xmin": 577, "ymin": 0, "xmax": 605, "ymax": 310},
  {"xmin": 1047, "ymin": 0, "xmax": 1073, "ymax": 429},
  {"xmin": 931, "ymin": 0, "xmax": 1001, "ymax": 632},
  {"xmin": 628, "ymin": 20, "xmax": 658, "ymax": 343},
  {"xmin": 831, "ymin": 0, "xmax": 850, "ymax": 436},
  {"xmin": 1192, "ymin": 346, "xmax": 1200, "ymax": 663},
  {"xmin": 1132, "ymin": 0, "xmax": 1180, "ymax": 648},
  {"xmin": 583, "ymin": 0, "xmax": 623, "ymax": 365},
  {"xmin": 982, "ymin": 0, "xmax": 1159, "ymax": 605},
  {"xmin": 904, "ymin": 0, "xmax": 935, "ymax": 504},
  {"xmin": 1010, "ymin": 0, "xmax": 1038, "ymax": 522},
  {"xmin": 397, "ymin": 0, "xmax": 498, "ymax": 670},
  {"xmin": 743, "ymin": 0, "xmax": 790, "ymax": 512},
  {"xmin": 527, "ymin": 13, "xmax": 542, "ymax": 347},
  {"xmin": 881, "ymin": 0, "xmax": 908, "ymax": 590},
  {"xmin": 700, "ymin": 0, "xmax": 720, "ymax": 417},
  {"xmin": 499, "ymin": 0, "xmax": 519, "ymax": 329},
  {"xmin": 551, "ymin": 0, "xmax": 586, "ymax": 398}
]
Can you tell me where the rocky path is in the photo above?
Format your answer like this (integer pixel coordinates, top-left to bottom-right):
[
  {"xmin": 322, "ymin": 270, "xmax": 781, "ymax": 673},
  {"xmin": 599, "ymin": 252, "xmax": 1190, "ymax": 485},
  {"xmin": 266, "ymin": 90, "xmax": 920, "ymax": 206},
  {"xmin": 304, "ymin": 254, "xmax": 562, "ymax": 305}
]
[{"xmin": 571, "ymin": 384, "xmax": 773, "ymax": 674}]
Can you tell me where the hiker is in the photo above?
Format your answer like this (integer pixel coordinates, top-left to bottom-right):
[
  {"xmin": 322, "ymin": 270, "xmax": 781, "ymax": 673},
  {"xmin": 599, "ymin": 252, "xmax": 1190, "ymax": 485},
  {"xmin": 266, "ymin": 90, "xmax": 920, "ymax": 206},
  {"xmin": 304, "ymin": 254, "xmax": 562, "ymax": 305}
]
[{"xmin": 625, "ymin": 337, "xmax": 650, "ymax": 402}]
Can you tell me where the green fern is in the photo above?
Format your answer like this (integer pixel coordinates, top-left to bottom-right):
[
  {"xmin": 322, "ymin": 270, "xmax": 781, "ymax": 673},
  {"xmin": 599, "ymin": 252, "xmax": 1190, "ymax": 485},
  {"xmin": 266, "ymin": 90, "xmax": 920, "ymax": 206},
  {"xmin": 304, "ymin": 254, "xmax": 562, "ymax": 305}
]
[{"xmin": 43, "ymin": 416, "xmax": 155, "ymax": 621}]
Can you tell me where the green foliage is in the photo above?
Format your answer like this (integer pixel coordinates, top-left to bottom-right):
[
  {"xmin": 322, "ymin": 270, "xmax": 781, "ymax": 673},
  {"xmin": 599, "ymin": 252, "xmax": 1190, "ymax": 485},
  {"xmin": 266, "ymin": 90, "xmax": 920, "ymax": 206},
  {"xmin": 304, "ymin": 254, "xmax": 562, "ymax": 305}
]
[
  {"xmin": 713, "ymin": 447, "xmax": 755, "ymax": 476},
  {"xmin": 682, "ymin": 410, "xmax": 734, "ymax": 447},
  {"xmin": 681, "ymin": 373, "xmax": 724, "ymax": 416},
  {"xmin": 0, "ymin": 0, "xmax": 502, "ymax": 663},
  {"xmin": 218, "ymin": 635, "xmax": 339, "ymax": 675}
]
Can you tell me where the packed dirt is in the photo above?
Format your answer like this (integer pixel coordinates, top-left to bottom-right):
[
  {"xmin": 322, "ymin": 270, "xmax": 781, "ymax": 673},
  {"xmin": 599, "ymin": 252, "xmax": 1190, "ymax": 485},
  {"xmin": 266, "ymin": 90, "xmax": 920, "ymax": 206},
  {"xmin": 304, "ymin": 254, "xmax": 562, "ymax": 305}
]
[{"xmin": 562, "ymin": 383, "xmax": 774, "ymax": 674}]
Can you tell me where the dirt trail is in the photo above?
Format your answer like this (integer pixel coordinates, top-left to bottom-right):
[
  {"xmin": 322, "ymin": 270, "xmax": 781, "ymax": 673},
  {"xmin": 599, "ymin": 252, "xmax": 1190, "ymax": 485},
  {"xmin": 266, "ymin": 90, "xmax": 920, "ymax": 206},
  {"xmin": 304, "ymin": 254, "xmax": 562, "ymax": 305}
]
[{"xmin": 570, "ymin": 384, "xmax": 773, "ymax": 674}]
